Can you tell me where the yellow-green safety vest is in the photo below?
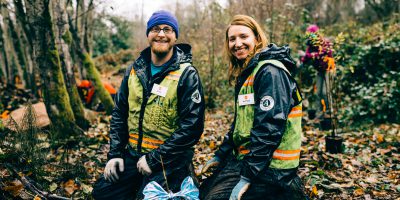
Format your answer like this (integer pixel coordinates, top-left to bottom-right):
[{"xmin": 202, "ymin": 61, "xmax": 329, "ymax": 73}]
[
  {"xmin": 127, "ymin": 63, "xmax": 190, "ymax": 153},
  {"xmin": 233, "ymin": 60, "xmax": 303, "ymax": 169}
]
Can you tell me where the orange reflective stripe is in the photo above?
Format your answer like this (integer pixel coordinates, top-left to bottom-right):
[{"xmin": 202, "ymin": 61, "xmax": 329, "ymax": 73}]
[
  {"xmin": 168, "ymin": 71, "xmax": 181, "ymax": 75},
  {"xmin": 290, "ymin": 106, "xmax": 302, "ymax": 111},
  {"xmin": 129, "ymin": 133, "xmax": 164, "ymax": 149},
  {"xmin": 143, "ymin": 137, "xmax": 164, "ymax": 144},
  {"xmin": 272, "ymin": 155, "xmax": 300, "ymax": 160},
  {"xmin": 130, "ymin": 133, "xmax": 164, "ymax": 144},
  {"xmin": 166, "ymin": 74, "xmax": 180, "ymax": 80},
  {"xmin": 274, "ymin": 149, "xmax": 301, "ymax": 154},
  {"xmin": 129, "ymin": 139, "xmax": 159, "ymax": 149},
  {"xmin": 272, "ymin": 149, "xmax": 300, "ymax": 160},
  {"xmin": 237, "ymin": 146, "xmax": 250, "ymax": 154},
  {"xmin": 288, "ymin": 106, "xmax": 302, "ymax": 118},
  {"xmin": 243, "ymin": 76, "xmax": 254, "ymax": 86},
  {"xmin": 130, "ymin": 68, "xmax": 136, "ymax": 76},
  {"xmin": 165, "ymin": 71, "xmax": 181, "ymax": 80}
]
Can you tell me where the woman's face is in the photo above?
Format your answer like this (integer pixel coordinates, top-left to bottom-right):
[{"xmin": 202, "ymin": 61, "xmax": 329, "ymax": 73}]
[{"xmin": 227, "ymin": 25, "xmax": 257, "ymax": 61}]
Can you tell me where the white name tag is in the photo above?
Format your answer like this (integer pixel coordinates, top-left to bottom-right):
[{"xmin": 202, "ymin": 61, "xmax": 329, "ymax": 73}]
[
  {"xmin": 151, "ymin": 84, "xmax": 168, "ymax": 97},
  {"xmin": 238, "ymin": 93, "xmax": 255, "ymax": 106}
]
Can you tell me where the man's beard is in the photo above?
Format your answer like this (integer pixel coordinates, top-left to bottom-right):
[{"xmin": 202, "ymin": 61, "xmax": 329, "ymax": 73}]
[{"xmin": 151, "ymin": 40, "xmax": 173, "ymax": 57}]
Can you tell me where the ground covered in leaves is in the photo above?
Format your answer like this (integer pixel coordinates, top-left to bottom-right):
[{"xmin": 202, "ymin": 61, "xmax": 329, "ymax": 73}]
[{"xmin": 0, "ymin": 106, "xmax": 399, "ymax": 199}]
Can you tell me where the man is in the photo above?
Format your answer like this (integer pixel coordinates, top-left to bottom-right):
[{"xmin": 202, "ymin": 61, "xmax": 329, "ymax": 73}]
[{"xmin": 92, "ymin": 10, "xmax": 205, "ymax": 199}]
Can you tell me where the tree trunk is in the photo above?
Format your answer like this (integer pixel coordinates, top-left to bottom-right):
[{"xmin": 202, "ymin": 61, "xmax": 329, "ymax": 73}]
[
  {"xmin": 14, "ymin": 0, "xmax": 38, "ymax": 96},
  {"xmin": 82, "ymin": 53, "xmax": 114, "ymax": 114},
  {"xmin": 0, "ymin": 19, "xmax": 7, "ymax": 84},
  {"xmin": 68, "ymin": 1, "xmax": 114, "ymax": 114},
  {"xmin": 25, "ymin": 0, "xmax": 82, "ymax": 138},
  {"xmin": 0, "ymin": 3, "xmax": 19, "ymax": 85},
  {"xmin": 52, "ymin": 0, "xmax": 89, "ymax": 129},
  {"xmin": 7, "ymin": 10, "xmax": 29, "ymax": 89},
  {"xmin": 83, "ymin": 0, "xmax": 94, "ymax": 54}
]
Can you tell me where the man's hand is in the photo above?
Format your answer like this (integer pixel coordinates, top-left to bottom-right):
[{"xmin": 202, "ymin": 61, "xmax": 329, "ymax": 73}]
[
  {"xmin": 137, "ymin": 155, "xmax": 152, "ymax": 176},
  {"xmin": 104, "ymin": 158, "xmax": 124, "ymax": 182},
  {"xmin": 201, "ymin": 156, "xmax": 221, "ymax": 174},
  {"xmin": 229, "ymin": 177, "xmax": 251, "ymax": 200}
]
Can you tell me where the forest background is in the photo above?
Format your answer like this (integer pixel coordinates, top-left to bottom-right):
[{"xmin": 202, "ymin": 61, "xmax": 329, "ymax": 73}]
[{"xmin": 0, "ymin": 0, "xmax": 399, "ymax": 199}]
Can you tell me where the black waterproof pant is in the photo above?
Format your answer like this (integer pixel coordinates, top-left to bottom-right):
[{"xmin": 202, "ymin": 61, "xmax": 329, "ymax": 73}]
[
  {"xmin": 92, "ymin": 150, "xmax": 193, "ymax": 200},
  {"xmin": 200, "ymin": 156, "xmax": 309, "ymax": 200}
]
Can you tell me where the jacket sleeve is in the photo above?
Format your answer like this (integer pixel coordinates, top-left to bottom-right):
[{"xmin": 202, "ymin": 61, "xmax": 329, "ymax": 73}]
[
  {"xmin": 214, "ymin": 122, "xmax": 235, "ymax": 160},
  {"xmin": 146, "ymin": 66, "xmax": 205, "ymax": 171},
  {"xmin": 107, "ymin": 65, "xmax": 132, "ymax": 160},
  {"xmin": 240, "ymin": 64, "xmax": 294, "ymax": 180}
]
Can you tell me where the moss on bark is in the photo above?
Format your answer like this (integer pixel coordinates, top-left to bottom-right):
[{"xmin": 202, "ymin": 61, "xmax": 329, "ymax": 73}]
[{"xmin": 82, "ymin": 53, "xmax": 114, "ymax": 114}]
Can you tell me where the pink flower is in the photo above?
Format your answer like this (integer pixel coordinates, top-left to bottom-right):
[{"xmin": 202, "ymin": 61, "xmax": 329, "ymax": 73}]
[{"xmin": 306, "ymin": 24, "xmax": 319, "ymax": 33}]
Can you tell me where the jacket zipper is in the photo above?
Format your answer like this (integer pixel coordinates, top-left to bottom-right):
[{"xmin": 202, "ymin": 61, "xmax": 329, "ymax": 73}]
[{"xmin": 136, "ymin": 65, "xmax": 179, "ymax": 154}]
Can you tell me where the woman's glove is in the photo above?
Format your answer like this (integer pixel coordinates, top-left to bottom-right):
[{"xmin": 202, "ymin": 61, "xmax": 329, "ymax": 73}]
[
  {"xmin": 201, "ymin": 156, "xmax": 221, "ymax": 174},
  {"xmin": 229, "ymin": 176, "xmax": 251, "ymax": 200}
]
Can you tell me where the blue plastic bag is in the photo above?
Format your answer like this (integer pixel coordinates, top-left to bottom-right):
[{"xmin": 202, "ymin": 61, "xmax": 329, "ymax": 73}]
[{"xmin": 143, "ymin": 176, "xmax": 199, "ymax": 200}]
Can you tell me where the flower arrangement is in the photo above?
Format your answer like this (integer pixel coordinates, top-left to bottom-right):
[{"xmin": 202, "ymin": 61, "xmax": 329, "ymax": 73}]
[{"xmin": 301, "ymin": 25, "xmax": 336, "ymax": 72}]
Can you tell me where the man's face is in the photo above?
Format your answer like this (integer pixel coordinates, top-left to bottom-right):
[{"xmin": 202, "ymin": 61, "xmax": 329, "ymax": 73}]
[{"xmin": 148, "ymin": 24, "xmax": 176, "ymax": 57}]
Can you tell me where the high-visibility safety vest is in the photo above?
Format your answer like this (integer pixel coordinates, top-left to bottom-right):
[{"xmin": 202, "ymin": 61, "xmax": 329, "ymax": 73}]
[
  {"xmin": 233, "ymin": 60, "xmax": 303, "ymax": 169},
  {"xmin": 127, "ymin": 63, "xmax": 190, "ymax": 153}
]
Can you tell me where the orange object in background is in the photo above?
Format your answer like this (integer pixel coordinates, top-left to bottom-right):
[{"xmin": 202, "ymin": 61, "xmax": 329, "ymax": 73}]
[
  {"xmin": 103, "ymin": 82, "xmax": 117, "ymax": 95},
  {"xmin": 77, "ymin": 80, "xmax": 116, "ymax": 105}
]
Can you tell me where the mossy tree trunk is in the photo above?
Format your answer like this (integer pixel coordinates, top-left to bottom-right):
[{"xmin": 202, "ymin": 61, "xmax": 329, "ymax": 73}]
[
  {"xmin": 52, "ymin": 0, "xmax": 89, "ymax": 129},
  {"xmin": 25, "ymin": 0, "xmax": 82, "ymax": 138},
  {"xmin": 82, "ymin": 53, "xmax": 114, "ymax": 114},
  {"xmin": 67, "ymin": 0, "xmax": 114, "ymax": 114}
]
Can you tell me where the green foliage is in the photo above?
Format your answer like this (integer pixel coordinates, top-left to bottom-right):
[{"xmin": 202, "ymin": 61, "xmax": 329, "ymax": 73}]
[
  {"xmin": 0, "ymin": 102, "xmax": 47, "ymax": 177},
  {"xmin": 92, "ymin": 13, "xmax": 135, "ymax": 57},
  {"xmin": 331, "ymin": 20, "xmax": 400, "ymax": 125}
]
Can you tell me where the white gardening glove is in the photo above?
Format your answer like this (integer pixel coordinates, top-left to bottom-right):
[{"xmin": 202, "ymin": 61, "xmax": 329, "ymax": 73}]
[
  {"xmin": 137, "ymin": 155, "xmax": 152, "ymax": 176},
  {"xmin": 104, "ymin": 158, "xmax": 124, "ymax": 182}
]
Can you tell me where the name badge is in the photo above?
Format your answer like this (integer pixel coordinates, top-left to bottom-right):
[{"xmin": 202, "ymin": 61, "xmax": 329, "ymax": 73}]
[
  {"xmin": 151, "ymin": 84, "xmax": 168, "ymax": 97},
  {"xmin": 238, "ymin": 93, "xmax": 255, "ymax": 106}
]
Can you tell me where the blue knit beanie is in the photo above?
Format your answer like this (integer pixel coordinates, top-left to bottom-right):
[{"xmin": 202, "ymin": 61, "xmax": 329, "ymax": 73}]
[{"xmin": 146, "ymin": 10, "xmax": 179, "ymax": 38}]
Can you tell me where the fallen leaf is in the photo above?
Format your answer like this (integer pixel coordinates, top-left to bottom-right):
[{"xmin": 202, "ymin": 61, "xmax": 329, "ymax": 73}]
[
  {"xmin": 63, "ymin": 179, "xmax": 79, "ymax": 196},
  {"xmin": 312, "ymin": 185, "xmax": 318, "ymax": 196},
  {"xmin": 209, "ymin": 141, "xmax": 215, "ymax": 149},
  {"xmin": 49, "ymin": 183, "xmax": 58, "ymax": 192},
  {"xmin": 372, "ymin": 190, "xmax": 387, "ymax": 197},
  {"xmin": 81, "ymin": 183, "xmax": 93, "ymax": 194},
  {"xmin": 3, "ymin": 180, "xmax": 23, "ymax": 197},
  {"xmin": 354, "ymin": 188, "xmax": 364, "ymax": 196},
  {"xmin": 365, "ymin": 176, "xmax": 378, "ymax": 183},
  {"xmin": 374, "ymin": 133, "xmax": 384, "ymax": 143}
]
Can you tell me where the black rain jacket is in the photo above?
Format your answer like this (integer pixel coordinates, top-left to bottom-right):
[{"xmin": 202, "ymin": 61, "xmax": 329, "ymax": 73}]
[
  {"xmin": 108, "ymin": 43, "xmax": 205, "ymax": 179},
  {"xmin": 215, "ymin": 43, "xmax": 302, "ymax": 184}
]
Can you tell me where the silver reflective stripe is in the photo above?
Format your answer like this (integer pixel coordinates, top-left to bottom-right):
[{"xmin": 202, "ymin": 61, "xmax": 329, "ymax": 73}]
[{"xmin": 258, "ymin": 60, "xmax": 291, "ymax": 75}]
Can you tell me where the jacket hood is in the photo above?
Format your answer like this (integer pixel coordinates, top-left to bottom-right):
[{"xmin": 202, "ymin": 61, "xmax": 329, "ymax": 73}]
[
  {"xmin": 175, "ymin": 43, "xmax": 193, "ymax": 64},
  {"xmin": 248, "ymin": 43, "xmax": 296, "ymax": 73}
]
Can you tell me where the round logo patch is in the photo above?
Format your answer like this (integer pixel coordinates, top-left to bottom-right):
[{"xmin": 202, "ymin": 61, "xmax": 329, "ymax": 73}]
[
  {"xmin": 191, "ymin": 89, "xmax": 201, "ymax": 103},
  {"xmin": 260, "ymin": 96, "xmax": 274, "ymax": 111}
]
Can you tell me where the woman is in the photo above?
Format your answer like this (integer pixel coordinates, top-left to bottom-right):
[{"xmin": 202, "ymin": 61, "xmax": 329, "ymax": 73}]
[{"xmin": 199, "ymin": 15, "xmax": 308, "ymax": 200}]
